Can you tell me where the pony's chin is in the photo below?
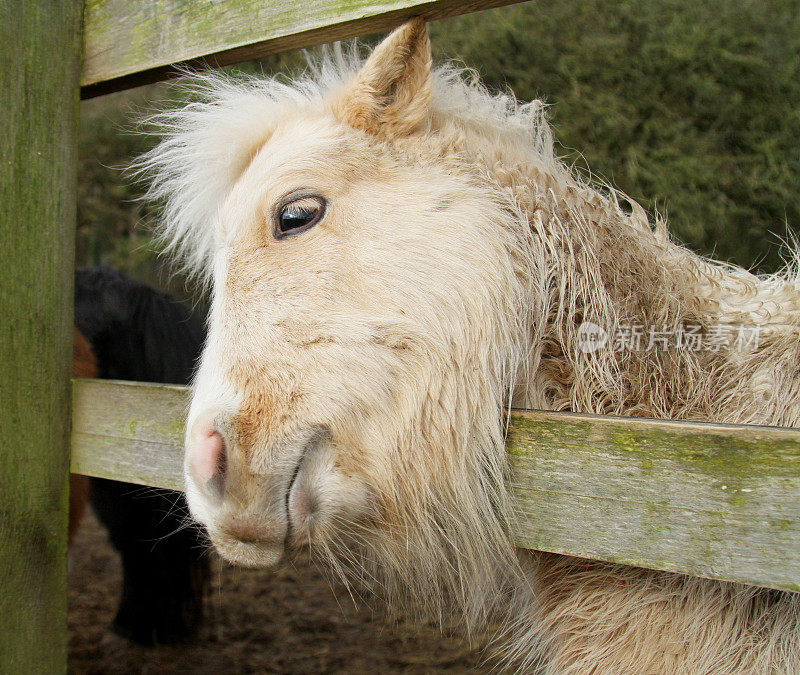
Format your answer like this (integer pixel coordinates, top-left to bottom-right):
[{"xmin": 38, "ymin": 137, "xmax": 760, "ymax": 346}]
[{"xmin": 209, "ymin": 535, "xmax": 284, "ymax": 568}]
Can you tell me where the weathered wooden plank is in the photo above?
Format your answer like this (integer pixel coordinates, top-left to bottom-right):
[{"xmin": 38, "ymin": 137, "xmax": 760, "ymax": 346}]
[
  {"xmin": 508, "ymin": 411, "xmax": 800, "ymax": 593},
  {"xmin": 0, "ymin": 2, "xmax": 83, "ymax": 671},
  {"xmin": 71, "ymin": 379, "xmax": 188, "ymax": 492},
  {"xmin": 81, "ymin": 0, "xmax": 525, "ymax": 97},
  {"xmin": 71, "ymin": 380, "xmax": 800, "ymax": 592}
]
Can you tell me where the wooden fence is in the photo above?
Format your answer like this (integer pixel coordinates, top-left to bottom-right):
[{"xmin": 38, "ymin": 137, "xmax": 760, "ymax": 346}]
[{"xmin": 2, "ymin": 1, "xmax": 798, "ymax": 671}]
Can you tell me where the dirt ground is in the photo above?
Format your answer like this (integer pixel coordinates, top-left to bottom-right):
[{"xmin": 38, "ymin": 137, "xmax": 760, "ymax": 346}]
[{"xmin": 68, "ymin": 512, "xmax": 495, "ymax": 674}]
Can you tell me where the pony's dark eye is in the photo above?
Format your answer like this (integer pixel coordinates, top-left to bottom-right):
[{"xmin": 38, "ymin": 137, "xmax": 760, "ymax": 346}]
[{"xmin": 274, "ymin": 195, "xmax": 326, "ymax": 239}]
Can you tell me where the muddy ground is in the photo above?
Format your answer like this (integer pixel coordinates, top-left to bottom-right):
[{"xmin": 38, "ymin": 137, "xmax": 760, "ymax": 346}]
[{"xmin": 68, "ymin": 511, "xmax": 496, "ymax": 674}]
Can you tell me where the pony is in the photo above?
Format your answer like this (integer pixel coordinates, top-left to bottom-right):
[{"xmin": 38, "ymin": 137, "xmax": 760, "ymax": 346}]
[
  {"xmin": 74, "ymin": 267, "xmax": 210, "ymax": 645},
  {"xmin": 137, "ymin": 20, "xmax": 800, "ymax": 671}
]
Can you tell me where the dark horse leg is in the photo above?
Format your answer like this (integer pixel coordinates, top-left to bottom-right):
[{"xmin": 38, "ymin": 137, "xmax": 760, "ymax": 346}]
[{"xmin": 89, "ymin": 477, "xmax": 210, "ymax": 645}]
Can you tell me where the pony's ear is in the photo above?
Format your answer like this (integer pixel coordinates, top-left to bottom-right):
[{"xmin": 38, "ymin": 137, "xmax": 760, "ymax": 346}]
[{"xmin": 331, "ymin": 18, "xmax": 432, "ymax": 138}]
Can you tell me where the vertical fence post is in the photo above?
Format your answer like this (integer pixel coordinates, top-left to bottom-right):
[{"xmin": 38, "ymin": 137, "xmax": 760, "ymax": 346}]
[{"xmin": 0, "ymin": 2, "xmax": 83, "ymax": 671}]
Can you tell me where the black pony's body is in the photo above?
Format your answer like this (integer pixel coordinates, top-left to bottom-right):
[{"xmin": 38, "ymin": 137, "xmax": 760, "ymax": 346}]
[{"xmin": 74, "ymin": 267, "xmax": 209, "ymax": 645}]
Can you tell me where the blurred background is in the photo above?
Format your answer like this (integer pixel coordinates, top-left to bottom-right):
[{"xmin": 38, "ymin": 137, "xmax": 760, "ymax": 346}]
[{"xmin": 77, "ymin": 0, "xmax": 800, "ymax": 301}]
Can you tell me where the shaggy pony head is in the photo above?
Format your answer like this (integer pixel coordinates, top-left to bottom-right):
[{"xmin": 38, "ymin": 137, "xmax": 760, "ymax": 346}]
[{"xmin": 137, "ymin": 19, "xmax": 542, "ymax": 626}]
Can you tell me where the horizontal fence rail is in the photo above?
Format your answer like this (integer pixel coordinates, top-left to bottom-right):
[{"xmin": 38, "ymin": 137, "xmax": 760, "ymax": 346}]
[
  {"xmin": 81, "ymin": 0, "xmax": 525, "ymax": 97},
  {"xmin": 71, "ymin": 378, "xmax": 800, "ymax": 593}
]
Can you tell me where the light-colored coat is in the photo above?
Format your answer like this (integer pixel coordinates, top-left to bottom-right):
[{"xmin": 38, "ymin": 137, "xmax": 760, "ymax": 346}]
[{"xmin": 138, "ymin": 19, "xmax": 800, "ymax": 673}]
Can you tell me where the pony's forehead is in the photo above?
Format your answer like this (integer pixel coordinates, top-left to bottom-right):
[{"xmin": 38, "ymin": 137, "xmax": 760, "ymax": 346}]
[
  {"xmin": 254, "ymin": 114, "xmax": 352, "ymax": 165},
  {"xmin": 216, "ymin": 115, "xmax": 376, "ymax": 245},
  {"xmin": 238, "ymin": 114, "xmax": 382, "ymax": 193}
]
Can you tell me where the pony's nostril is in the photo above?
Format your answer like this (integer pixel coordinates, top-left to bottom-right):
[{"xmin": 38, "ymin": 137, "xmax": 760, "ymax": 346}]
[
  {"xmin": 197, "ymin": 429, "xmax": 226, "ymax": 484},
  {"xmin": 204, "ymin": 430, "xmax": 227, "ymax": 498},
  {"xmin": 189, "ymin": 413, "xmax": 228, "ymax": 498}
]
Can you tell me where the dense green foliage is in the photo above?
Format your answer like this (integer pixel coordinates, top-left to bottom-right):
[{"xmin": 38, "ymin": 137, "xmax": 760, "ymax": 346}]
[
  {"xmin": 77, "ymin": 0, "xmax": 799, "ymax": 292},
  {"xmin": 432, "ymin": 0, "xmax": 800, "ymax": 271},
  {"xmin": 78, "ymin": 94, "xmax": 159, "ymax": 284}
]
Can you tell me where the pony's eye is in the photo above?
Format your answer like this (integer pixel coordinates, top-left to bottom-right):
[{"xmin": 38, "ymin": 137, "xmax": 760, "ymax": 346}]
[{"xmin": 274, "ymin": 195, "xmax": 326, "ymax": 239}]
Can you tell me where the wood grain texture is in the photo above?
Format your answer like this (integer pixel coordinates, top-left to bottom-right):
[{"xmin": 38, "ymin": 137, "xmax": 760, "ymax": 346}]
[
  {"xmin": 71, "ymin": 380, "xmax": 800, "ymax": 592},
  {"xmin": 81, "ymin": 0, "xmax": 526, "ymax": 97},
  {"xmin": 71, "ymin": 379, "xmax": 188, "ymax": 492},
  {"xmin": 508, "ymin": 411, "xmax": 800, "ymax": 593},
  {"xmin": 0, "ymin": 2, "xmax": 83, "ymax": 670}
]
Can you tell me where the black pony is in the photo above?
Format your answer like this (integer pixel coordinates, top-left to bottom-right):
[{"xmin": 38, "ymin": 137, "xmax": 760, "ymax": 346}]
[{"xmin": 74, "ymin": 267, "xmax": 210, "ymax": 645}]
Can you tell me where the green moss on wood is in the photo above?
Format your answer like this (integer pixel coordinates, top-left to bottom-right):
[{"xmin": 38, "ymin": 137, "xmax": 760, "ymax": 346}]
[
  {"xmin": 506, "ymin": 410, "xmax": 800, "ymax": 591},
  {"xmin": 0, "ymin": 2, "xmax": 82, "ymax": 670},
  {"xmin": 81, "ymin": 0, "xmax": 525, "ymax": 93},
  {"xmin": 508, "ymin": 414, "xmax": 800, "ymax": 481}
]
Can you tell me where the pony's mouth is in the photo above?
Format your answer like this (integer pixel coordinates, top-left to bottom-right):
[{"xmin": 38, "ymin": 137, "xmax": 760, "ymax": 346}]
[
  {"xmin": 285, "ymin": 429, "xmax": 327, "ymax": 550},
  {"xmin": 209, "ymin": 532, "xmax": 284, "ymax": 568},
  {"xmin": 284, "ymin": 451, "xmax": 304, "ymax": 548}
]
